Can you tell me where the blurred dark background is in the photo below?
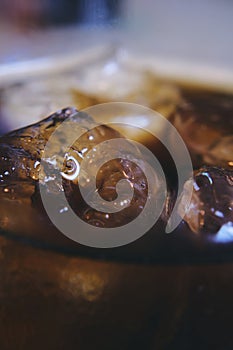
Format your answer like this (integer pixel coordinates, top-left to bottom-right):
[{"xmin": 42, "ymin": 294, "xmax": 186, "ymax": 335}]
[{"xmin": 0, "ymin": 0, "xmax": 122, "ymax": 28}]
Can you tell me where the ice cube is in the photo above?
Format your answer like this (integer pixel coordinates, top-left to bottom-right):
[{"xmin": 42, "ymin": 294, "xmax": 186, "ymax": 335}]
[
  {"xmin": 172, "ymin": 90, "xmax": 233, "ymax": 168},
  {"xmin": 177, "ymin": 167, "xmax": 233, "ymax": 234},
  {"xmin": 0, "ymin": 106, "xmax": 165, "ymax": 239}
]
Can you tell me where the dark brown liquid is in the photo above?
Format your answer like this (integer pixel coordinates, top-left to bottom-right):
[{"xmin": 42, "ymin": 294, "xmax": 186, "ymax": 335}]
[
  {"xmin": 0, "ymin": 87, "xmax": 232, "ymax": 264},
  {"xmin": 0, "ymin": 86, "xmax": 233, "ymax": 350}
]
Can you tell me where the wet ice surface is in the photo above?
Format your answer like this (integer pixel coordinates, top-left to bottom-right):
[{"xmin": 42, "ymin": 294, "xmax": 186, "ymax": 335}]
[
  {"xmin": 171, "ymin": 89, "xmax": 233, "ymax": 241},
  {"xmin": 0, "ymin": 107, "xmax": 80, "ymax": 233},
  {"xmin": 0, "ymin": 106, "xmax": 163, "ymax": 236},
  {"xmin": 60, "ymin": 125, "xmax": 162, "ymax": 229},
  {"xmin": 173, "ymin": 90, "xmax": 233, "ymax": 169},
  {"xmin": 0, "ymin": 106, "xmax": 233, "ymax": 261},
  {"xmin": 178, "ymin": 167, "xmax": 233, "ymax": 238}
]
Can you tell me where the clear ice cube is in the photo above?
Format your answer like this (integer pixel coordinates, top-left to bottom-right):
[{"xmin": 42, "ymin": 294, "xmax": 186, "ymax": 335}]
[{"xmin": 178, "ymin": 167, "xmax": 233, "ymax": 234}]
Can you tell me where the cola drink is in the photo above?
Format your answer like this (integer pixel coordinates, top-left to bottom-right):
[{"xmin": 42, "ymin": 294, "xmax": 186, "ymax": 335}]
[{"xmin": 0, "ymin": 86, "xmax": 232, "ymax": 350}]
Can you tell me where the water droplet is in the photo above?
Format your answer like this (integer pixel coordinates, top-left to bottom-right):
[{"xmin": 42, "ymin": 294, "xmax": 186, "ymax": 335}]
[{"xmin": 59, "ymin": 206, "xmax": 68, "ymax": 214}]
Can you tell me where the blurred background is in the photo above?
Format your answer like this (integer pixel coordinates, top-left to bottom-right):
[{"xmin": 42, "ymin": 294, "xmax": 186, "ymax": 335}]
[
  {"xmin": 1, "ymin": 0, "xmax": 233, "ymax": 133},
  {"xmin": 1, "ymin": 0, "xmax": 233, "ymax": 67}
]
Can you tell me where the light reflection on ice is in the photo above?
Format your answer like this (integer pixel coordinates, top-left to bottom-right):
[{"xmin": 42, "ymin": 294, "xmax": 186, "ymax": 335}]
[{"xmin": 211, "ymin": 222, "xmax": 233, "ymax": 243}]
